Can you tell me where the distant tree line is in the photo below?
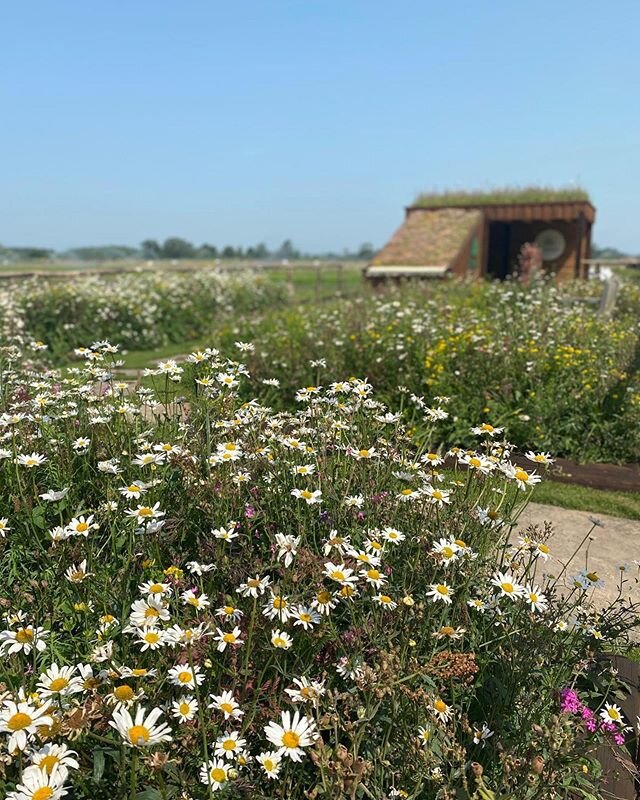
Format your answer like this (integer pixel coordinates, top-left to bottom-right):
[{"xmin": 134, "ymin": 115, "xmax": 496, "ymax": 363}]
[{"xmin": 0, "ymin": 239, "xmax": 377, "ymax": 263}]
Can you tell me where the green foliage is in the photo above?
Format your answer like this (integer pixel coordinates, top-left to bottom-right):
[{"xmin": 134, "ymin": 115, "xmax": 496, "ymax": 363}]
[{"xmin": 413, "ymin": 186, "xmax": 591, "ymax": 208}]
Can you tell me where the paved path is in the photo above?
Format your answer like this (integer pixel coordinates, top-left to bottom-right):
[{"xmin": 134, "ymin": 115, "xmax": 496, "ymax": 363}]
[{"xmin": 520, "ymin": 503, "xmax": 640, "ymax": 607}]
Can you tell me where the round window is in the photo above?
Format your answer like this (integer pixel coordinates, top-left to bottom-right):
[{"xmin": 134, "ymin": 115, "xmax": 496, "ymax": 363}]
[{"xmin": 534, "ymin": 229, "xmax": 565, "ymax": 261}]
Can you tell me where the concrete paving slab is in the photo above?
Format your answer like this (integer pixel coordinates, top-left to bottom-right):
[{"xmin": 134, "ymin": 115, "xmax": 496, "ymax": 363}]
[{"xmin": 519, "ymin": 502, "xmax": 640, "ymax": 607}]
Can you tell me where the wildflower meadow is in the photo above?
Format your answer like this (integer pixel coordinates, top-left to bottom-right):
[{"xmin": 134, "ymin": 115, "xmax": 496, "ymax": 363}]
[{"xmin": 0, "ymin": 322, "xmax": 638, "ymax": 799}]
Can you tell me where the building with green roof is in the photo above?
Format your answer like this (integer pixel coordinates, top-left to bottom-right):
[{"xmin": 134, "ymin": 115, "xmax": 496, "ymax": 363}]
[{"xmin": 365, "ymin": 187, "xmax": 595, "ymax": 281}]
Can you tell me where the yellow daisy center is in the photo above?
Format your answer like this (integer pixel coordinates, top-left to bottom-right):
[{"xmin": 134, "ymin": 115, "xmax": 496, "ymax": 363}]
[
  {"xmin": 33, "ymin": 789, "xmax": 54, "ymax": 800},
  {"xmin": 282, "ymin": 730, "xmax": 300, "ymax": 748},
  {"xmin": 211, "ymin": 768, "xmax": 227, "ymax": 783},
  {"xmin": 15, "ymin": 629, "xmax": 34, "ymax": 643},
  {"xmin": 222, "ymin": 739, "xmax": 236, "ymax": 751},
  {"xmin": 39, "ymin": 754, "xmax": 60, "ymax": 774},
  {"xmin": 7, "ymin": 712, "xmax": 32, "ymax": 730},
  {"xmin": 178, "ymin": 671, "xmax": 192, "ymax": 683},
  {"xmin": 48, "ymin": 677, "xmax": 69, "ymax": 692},
  {"xmin": 115, "ymin": 685, "xmax": 134, "ymax": 701},
  {"xmin": 128, "ymin": 725, "xmax": 150, "ymax": 744}
]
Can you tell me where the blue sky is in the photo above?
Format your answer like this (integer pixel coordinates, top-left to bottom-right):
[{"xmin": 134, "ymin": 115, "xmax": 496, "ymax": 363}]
[{"xmin": 2, "ymin": 0, "xmax": 639, "ymax": 252}]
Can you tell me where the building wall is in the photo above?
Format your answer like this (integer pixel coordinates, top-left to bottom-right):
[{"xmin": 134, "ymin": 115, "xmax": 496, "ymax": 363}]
[{"xmin": 482, "ymin": 220, "xmax": 586, "ymax": 281}]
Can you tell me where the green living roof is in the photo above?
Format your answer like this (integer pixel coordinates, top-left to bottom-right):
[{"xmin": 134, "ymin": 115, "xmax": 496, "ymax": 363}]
[{"xmin": 412, "ymin": 186, "xmax": 591, "ymax": 209}]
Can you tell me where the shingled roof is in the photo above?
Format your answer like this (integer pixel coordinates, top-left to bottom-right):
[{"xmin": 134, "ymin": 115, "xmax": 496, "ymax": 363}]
[{"xmin": 370, "ymin": 208, "xmax": 482, "ymax": 269}]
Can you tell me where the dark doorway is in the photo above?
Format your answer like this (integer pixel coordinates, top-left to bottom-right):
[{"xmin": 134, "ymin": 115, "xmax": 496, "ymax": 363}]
[{"xmin": 487, "ymin": 222, "xmax": 512, "ymax": 279}]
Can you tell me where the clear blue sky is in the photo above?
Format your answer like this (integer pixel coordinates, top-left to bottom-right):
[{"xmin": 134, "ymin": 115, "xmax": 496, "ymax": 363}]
[{"xmin": 2, "ymin": 0, "xmax": 639, "ymax": 253}]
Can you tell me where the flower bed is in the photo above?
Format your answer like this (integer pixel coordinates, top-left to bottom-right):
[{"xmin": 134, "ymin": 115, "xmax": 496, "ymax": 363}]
[
  {"xmin": 0, "ymin": 341, "xmax": 638, "ymax": 799},
  {"xmin": 0, "ymin": 269, "xmax": 285, "ymax": 358},
  {"xmin": 208, "ymin": 279, "xmax": 640, "ymax": 463}
]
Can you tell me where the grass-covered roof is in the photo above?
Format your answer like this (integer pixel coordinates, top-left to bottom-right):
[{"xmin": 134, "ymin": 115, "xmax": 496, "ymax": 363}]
[{"xmin": 412, "ymin": 186, "xmax": 591, "ymax": 208}]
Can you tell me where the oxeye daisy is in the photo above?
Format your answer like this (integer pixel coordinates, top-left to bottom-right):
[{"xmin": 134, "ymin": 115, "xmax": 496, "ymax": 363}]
[
  {"xmin": 373, "ymin": 594, "xmax": 398, "ymax": 609},
  {"xmin": 292, "ymin": 606, "xmax": 321, "ymax": 630},
  {"xmin": 471, "ymin": 423, "xmax": 503, "ymax": 437},
  {"xmin": 214, "ymin": 627, "xmax": 244, "ymax": 652},
  {"xmin": 214, "ymin": 730, "xmax": 247, "ymax": 760},
  {"xmin": 0, "ymin": 699, "xmax": 53, "ymax": 752},
  {"xmin": 291, "ymin": 488, "xmax": 322, "ymax": 504},
  {"xmin": 16, "ymin": 452, "xmax": 47, "ymax": 468},
  {"xmin": 600, "ymin": 703, "xmax": 624, "ymax": 726},
  {"xmin": 473, "ymin": 723, "xmax": 494, "ymax": 745},
  {"xmin": 264, "ymin": 710, "xmax": 318, "ymax": 761},
  {"xmin": 426, "ymin": 582, "xmax": 454, "ymax": 605},
  {"xmin": 430, "ymin": 697, "xmax": 453, "ymax": 723},
  {"xmin": 109, "ymin": 706, "xmax": 172, "ymax": 748},
  {"xmin": 423, "ymin": 486, "xmax": 451, "ymax": 506},
  {"xmin": 431, "ymin": 538, "xmax": 459, "ymax": 565},
  {"xmin": 139, "ymin": 580, "xmax": 172, "ymax": 598},
  {"xmin": 119, "ymin": 482, "xmax": 147, "ymax": 499},
  {"xmin": 323, "ymin": 562, "xmax": 358, "ymax": 587},
  {"xmin": 181, "ymin": 589, "xmax": 210, "ymax": 611},
  {"xmin": 106, "ymin": 684, "xmax": 144, "ymax": 708},
  {"xmin": 257, "ymin": 750, "xmax": 282, "ymax": 779},
  {"xmin": 209, "ymin": 690, "xmax": 244, "ymax": 721},
  {"xmin": 262, "ymin": 593, "xmax": 292, "ymax": 622},
  {"xmin": 37, "ymin": 664, "xmax": 83, "ymax": 698},
  {"xmin": 136, "ymin": 628, "xmax": 167, "ymax": 651},
  {"xmin": 512, "ymin": 467, "xmax": 541, "ymax": 489},
  {"xmin": 5, "ymin": 764, "xmax": 67, "ymax": 799},
  {"xmin": 284, "ymin": 677, "xmax": 326, "ymax": 705},
  {"xmin": 271, "ymin": 629, "xmax": 293, "ymax": 650},
  {"xmin": 30, "ymin": 742, "xmax": 79, "ymax": 782},
  {"xmin": 64, "ymin": 560, "xmax": 92, "ymax": 584},
  {"xmin": 237, "ymin": 574, "xmax": 271, "ymax": 597},
  {"xmin": 312, "ymin": 590, "xmax": 339, "ymax": 615},
  {"xmin": 524, "ymin": 585, "xmax": 548, "ymax": 613},
  {"xmin": 171, "ymin": 696, "xmax": 198, "ymax": 722},
  {"xmin": 381, "ymin": 527, "xmax": 405, "ymax": 544},
  {"xmin": 66, "ymin": 515, "xmax": 97, "ymax": 537},
  {"xmin": 417, "ymin": 724, "xmax": 433, "ymax": 747},
  {"xmin": 168, "ymin": 664, "xmax": 204, "ymax": 689},
  {"xmin": 492, "ymin": 571, "xmax": 525, "ymax": 600},
  {"xmin": 199, "ymin": 758, "xmax": 230, "ymax": 789},
  {"xmin": 0, "ymin": 626, "xmax": 49, "ymax": 655},
  {"xmin": 525, "ymin": 451, "xmax": 554, "ymax": 465}
]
